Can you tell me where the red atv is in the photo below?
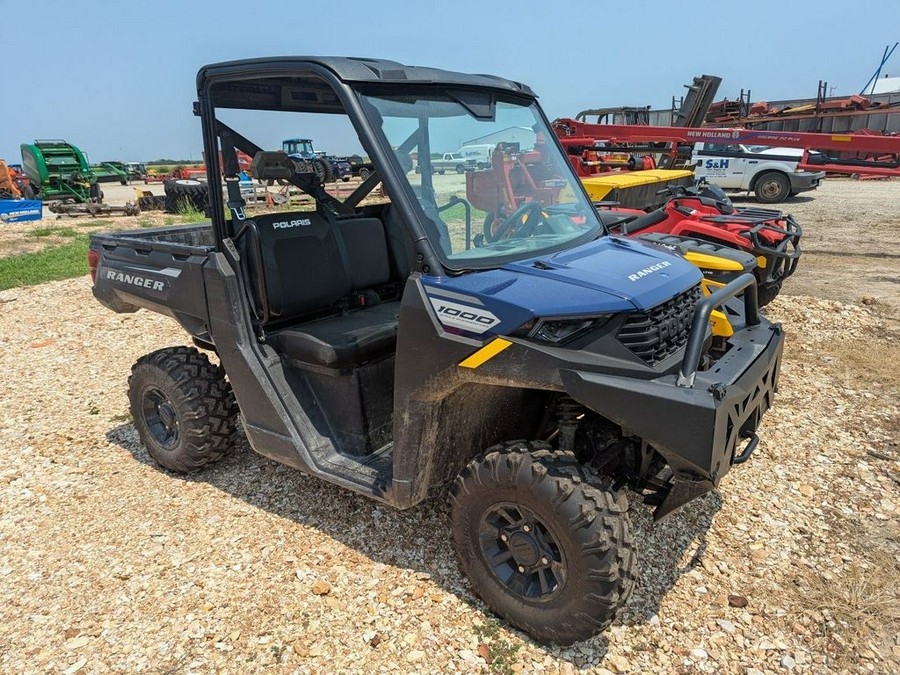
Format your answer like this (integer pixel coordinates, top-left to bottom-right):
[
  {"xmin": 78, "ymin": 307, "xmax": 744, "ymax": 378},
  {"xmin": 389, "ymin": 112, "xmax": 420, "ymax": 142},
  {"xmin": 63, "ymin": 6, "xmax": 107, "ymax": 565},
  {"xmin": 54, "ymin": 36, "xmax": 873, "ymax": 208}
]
[{"xmin": 596, "ymin": 182, "xmax": 801, "ymax": 306}]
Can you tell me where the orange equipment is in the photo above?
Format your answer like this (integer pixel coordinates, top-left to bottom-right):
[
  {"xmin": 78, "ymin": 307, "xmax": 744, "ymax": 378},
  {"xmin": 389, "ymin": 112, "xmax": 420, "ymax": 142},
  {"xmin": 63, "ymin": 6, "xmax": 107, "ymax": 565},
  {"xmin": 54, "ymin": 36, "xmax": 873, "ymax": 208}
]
[{"xmin": 0, "ymin": 160, "xmax": 22, "ymax": 198}]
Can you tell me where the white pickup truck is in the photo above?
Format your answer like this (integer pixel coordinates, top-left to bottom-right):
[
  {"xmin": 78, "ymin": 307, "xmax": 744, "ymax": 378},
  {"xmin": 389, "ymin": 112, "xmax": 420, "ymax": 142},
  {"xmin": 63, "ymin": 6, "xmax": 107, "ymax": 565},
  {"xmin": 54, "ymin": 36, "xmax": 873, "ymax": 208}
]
[
  {"xmin": 692, "ymin": 142, "xmax": 825, "ymax": 203},
  {"xmin": 428, "ymin": 153, "xmax": 477, "ymax": 174}
]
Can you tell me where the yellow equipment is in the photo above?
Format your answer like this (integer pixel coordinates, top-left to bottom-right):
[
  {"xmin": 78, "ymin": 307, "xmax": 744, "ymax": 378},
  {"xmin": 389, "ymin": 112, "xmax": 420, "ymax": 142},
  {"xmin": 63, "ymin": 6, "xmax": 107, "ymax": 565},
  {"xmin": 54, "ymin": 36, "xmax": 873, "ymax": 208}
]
[{"xmin": 580, "ymin": 169, "xmax": 695, "ymax": 204}]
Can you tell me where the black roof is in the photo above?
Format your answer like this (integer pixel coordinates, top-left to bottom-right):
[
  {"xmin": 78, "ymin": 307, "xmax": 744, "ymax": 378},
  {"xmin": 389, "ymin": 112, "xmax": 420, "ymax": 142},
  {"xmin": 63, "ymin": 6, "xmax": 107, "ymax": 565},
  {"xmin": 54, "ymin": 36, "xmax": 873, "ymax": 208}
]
[{"xmin": 196, "ymin": 56, "xmax": 535, "ymax": 97}]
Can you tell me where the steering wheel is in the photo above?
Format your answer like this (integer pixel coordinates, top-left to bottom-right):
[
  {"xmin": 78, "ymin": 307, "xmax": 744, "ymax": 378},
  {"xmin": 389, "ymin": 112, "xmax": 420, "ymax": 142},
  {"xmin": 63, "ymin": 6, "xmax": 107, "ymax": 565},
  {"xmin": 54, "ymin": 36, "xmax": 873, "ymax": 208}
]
[{"xmin": 489, "ymin": 201, "xmax": 545, "ymax": 242}]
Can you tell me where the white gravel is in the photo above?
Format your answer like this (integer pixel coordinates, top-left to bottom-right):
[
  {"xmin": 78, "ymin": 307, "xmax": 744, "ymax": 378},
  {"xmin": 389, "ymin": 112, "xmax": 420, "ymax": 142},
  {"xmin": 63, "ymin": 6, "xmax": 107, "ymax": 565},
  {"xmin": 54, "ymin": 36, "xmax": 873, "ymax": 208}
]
[{"xmin": 0, "ymin": 277, "xmax": 898, "ymax": 672}]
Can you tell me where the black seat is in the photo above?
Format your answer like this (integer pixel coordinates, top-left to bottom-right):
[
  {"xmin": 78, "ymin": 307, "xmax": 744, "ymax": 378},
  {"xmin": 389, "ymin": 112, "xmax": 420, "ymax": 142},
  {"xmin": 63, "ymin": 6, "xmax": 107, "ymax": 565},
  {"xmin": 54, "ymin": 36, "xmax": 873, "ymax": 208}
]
[
  {"xmin": 247, "ymin": 211, "xmax": 351, "ymax": 318},
  {"xmin": 595, "ymin": 210, "xmax": 634, "ymax": 229},
  {"xmin": 620, "ymin": 208, "xmax": 667, "ymax": 234},
  {"xmin": 244, "ymin": 211, "xmax": 399, "ymax": 368},
  {"xmin": 270, "ymin": 302, "xmax": 400, "ymax": 369}
]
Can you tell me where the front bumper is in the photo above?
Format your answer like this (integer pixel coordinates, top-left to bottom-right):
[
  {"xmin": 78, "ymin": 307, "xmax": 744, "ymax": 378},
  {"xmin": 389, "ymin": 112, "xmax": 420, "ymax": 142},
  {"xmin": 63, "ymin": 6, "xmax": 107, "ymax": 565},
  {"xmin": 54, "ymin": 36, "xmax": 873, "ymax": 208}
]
[
  {"xmin": 560, "ymin": 274, "xmax": 784, "ymax": 518},
  {"xmin": 789, "ymin": 171, "xmax": 825, "ymax": 192}
]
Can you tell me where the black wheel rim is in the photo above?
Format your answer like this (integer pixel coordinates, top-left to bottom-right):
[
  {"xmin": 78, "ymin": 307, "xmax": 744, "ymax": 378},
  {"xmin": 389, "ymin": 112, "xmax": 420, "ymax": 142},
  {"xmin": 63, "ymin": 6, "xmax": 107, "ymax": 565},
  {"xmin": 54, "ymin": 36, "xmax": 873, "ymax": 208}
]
[
  {"xmin": 141, "ymin": 386, "xmax": 179, "ymax": 449},
  {"xmin": 479, "ymin": 502, "xmax": 566, "ymax": 602}
]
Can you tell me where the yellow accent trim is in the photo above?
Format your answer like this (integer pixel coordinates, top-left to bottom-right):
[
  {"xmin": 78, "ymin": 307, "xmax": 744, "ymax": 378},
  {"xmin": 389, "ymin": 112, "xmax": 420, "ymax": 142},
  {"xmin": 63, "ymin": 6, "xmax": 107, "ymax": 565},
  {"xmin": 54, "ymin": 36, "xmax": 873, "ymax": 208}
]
[
  {"xmin": 710, "ymin": 309, "xmax": 734, "ymax": 337},
  {"xmin": 700, "ymin": 278, "xmax": 724, "ymax": 295},
  {"xmin": 684, "ymin": 251, "xmax": 744, "ymax": 272},
  {"xmin": 830, "ymin": 135, "xmax": 852, "ymax": 142},
  {"xmin": 459, "ymin": 338, "xmax": 513, "ymax": 369},
  {"xmin": 756, "ymin": 255, "xmax": 767, "ymax": 269},
  {"xmin": 700, "ymin": 279, "xmax": 734, "ymax": 337}
]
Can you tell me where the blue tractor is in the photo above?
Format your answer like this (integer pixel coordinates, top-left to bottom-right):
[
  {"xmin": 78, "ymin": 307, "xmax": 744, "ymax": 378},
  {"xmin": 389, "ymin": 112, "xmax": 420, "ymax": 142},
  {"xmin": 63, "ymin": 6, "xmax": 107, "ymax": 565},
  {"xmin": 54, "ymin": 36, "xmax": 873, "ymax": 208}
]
[{"xmin": 282, "ymin": 138, "xmax": 351, "ymax": 182}]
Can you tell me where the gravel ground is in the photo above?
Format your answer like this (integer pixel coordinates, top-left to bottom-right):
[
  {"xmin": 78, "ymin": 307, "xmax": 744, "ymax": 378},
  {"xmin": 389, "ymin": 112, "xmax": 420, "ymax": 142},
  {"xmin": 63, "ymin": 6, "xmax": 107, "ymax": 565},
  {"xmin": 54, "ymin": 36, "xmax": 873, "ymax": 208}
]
[
  {"xmin": 1, "ymin": 282, "xmax": 898, "ymax": 673},
  {"xmin": 1, "ymin": 178, "xmax": 899, "ymax": 674},
  {"xmin": 731, "ymin": 178, "xmax": 900, "ymax": 313}
]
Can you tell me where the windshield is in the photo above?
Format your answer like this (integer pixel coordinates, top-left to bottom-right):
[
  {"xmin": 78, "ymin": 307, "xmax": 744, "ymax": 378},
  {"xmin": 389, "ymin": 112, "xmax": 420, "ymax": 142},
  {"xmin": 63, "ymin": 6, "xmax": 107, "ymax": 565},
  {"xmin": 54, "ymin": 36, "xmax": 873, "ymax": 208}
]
[
  {"xmin": 283, "ymin": 139, "xmax": 314, "ymax": 156},
  {"xmin": 360, "ymin": 91, "xmax": 604, "ymax": 270}
]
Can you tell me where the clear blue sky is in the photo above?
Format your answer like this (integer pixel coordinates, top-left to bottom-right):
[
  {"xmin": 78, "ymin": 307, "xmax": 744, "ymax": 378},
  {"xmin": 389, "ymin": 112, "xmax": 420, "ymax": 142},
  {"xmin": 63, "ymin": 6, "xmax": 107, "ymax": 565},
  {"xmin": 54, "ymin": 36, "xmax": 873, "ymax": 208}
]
[{"xmin": 3, "ymin": 1, "xmax": 898, "ymax": 162}]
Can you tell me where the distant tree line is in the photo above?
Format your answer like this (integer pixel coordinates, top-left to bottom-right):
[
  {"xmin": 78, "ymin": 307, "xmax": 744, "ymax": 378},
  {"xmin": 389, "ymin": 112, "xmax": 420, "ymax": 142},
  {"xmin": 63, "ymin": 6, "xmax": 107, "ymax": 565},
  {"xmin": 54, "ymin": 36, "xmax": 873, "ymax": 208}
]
[{"xmin": 146, "ymin": 159, "xmax": 198, "ymax": 166}]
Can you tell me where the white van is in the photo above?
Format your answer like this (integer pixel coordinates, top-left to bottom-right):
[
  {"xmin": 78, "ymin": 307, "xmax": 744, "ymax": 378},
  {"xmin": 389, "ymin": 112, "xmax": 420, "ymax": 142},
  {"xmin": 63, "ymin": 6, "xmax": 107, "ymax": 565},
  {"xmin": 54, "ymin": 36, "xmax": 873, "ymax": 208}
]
[
  {"xmin": 458, "ymin": 144, "xmax": 495, "ymax": 168},
  {"xmin": 692, "ymin": 142, "xmax": 825, "ymax": 203}
]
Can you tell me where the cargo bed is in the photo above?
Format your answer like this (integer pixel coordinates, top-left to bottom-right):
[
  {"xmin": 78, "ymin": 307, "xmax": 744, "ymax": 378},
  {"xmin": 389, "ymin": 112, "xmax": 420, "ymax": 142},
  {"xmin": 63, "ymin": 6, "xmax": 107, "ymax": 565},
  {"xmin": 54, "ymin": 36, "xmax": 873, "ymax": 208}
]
[{"xmin": 89, "ymin": 223, "xmax": 218, "ymax": 341}]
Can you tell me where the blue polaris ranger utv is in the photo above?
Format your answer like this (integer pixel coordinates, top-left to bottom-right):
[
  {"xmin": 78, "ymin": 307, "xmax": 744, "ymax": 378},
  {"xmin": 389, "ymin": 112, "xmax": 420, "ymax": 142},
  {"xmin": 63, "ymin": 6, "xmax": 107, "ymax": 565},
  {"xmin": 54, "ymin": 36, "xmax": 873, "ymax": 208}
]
[{"xmin": 89, "ymin": 57, "xmax": 784, "ymax": 644}]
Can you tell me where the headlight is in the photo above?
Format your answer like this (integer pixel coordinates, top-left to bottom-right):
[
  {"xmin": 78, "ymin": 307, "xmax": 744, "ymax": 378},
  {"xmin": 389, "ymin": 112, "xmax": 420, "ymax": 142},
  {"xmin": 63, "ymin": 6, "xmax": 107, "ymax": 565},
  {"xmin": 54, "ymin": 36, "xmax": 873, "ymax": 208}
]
[{"xmin": 513, "ymin": 316, "xmax": 610, "ymax": 345}]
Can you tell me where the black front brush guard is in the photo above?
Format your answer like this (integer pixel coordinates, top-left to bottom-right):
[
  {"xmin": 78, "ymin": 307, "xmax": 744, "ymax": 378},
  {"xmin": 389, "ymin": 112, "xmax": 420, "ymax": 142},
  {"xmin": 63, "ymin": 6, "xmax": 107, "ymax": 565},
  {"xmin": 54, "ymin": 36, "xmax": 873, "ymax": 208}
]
[{"xmin": 677, "ymin": 273, "xmax": 759, "ymax": 388}]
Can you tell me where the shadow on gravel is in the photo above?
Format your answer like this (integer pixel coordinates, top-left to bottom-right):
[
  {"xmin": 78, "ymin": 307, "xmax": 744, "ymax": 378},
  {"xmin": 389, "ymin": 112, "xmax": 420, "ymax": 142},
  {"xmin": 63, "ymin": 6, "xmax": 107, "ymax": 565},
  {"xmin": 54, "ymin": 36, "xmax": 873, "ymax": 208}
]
[
  {"xmin": 107, "ymin": 423, "xmax": 720, "ymax": 668},
  {"xmin": 730, "ymin": 194, "xmax": 815, "ymax": 206}
]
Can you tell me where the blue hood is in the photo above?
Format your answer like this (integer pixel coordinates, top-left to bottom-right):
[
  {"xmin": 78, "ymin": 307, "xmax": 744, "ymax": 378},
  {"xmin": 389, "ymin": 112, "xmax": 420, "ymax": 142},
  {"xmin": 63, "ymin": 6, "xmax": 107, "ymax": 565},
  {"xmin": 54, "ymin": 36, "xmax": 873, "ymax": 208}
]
[{"xmin": 423, "ymin": 236, "xmax": 702, "ymax": 338}]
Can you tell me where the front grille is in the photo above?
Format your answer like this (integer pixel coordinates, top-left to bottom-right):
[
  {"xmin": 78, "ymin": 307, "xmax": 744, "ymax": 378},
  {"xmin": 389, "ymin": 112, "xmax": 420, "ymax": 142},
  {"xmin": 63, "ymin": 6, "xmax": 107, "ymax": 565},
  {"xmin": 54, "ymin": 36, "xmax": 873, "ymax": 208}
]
[{"xmin": 617, "ymin": 285, "xmax": 702, "ymax": 365}]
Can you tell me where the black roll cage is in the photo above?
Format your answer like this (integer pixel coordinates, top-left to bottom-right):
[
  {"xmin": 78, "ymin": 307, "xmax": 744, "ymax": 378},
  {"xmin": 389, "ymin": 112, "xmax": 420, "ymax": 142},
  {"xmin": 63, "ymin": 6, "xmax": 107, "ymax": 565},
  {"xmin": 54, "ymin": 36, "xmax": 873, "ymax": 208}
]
[
  {"xmin": 194, "ymin": 58, "xmax": 604, "ymax": 279},
  {"xmin": 195, "ymin": 62, "xmax": 459, "ymax": 277}
]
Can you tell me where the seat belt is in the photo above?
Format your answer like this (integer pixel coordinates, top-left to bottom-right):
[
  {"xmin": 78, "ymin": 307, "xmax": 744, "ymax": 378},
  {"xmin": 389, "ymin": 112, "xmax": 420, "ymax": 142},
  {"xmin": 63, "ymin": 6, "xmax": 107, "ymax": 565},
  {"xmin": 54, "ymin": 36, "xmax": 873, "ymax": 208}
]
[
  {"xmin": 318, "ymin": 204, "xmax": 354, "ymax": 302},
  {"xmin": 220, "ymin": 129, "xmax": 248, "ymax": 228}
]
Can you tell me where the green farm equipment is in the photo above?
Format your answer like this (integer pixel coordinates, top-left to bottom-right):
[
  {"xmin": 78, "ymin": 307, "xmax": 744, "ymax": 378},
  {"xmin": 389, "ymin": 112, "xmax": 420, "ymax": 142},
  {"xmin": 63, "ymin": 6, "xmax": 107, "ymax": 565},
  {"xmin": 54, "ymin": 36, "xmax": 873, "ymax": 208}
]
[
  {"xmin": 93, "ymin": 161, "xmax": 130, "ymax": 185},
  {"xmin": 20, "ymin": 139, "xmax": 101, "ymax": 203}
]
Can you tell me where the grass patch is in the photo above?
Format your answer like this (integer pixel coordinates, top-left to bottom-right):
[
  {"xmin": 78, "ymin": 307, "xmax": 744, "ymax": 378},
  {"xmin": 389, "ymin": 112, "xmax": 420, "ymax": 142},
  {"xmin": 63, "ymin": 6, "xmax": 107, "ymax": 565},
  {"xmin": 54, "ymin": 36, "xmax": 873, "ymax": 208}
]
[
  {"xmin": 441, "ymin": 201, "xmax": 488, "ymax": 224},
  {"xmin": 0, "ymin": 235, "xmax": 90, "ymax": 290},
  {"xmin": 77, "ymin": 220, "xmax": 113, "ymax": 228},
  {"xmin": 833, "ymin": 330, "xmax": 900, "ymax": 391},
  {"xmin": 138, "ymin": 217, "xmax": 155, "ymax": 228},
  {"xmin": 29, "ymin": 226, "xmax": 79, "ymax": 238},
  {"xmin": 473, "ymin": 619, "xmax": 521, "ymax": 675},
  {"xmin": 794, "ymin": 549, "xmax": 900, "ymax": 665},
  {"xmin": 175, "ymin": 199, "xmax": 207, "ymax": 224}
]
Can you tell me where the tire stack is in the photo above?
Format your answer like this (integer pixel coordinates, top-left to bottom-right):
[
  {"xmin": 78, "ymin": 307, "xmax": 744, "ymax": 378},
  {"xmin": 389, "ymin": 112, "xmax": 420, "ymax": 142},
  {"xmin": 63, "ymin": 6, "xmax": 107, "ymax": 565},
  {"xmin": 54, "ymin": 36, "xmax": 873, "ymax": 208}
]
[
  {"xmin": 138, "ymin": 195, "xmax": 167, "ymax": 211},
  {"xmin": 164, "ymin": 179, "xmax": 210, "ymax": 214}
]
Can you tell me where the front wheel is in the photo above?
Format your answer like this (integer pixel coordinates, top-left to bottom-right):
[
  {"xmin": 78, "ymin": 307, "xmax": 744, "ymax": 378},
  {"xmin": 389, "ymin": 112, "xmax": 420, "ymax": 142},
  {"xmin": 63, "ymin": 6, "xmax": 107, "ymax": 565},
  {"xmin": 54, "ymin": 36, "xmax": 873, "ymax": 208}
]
[
  {"xmin": 753, "ymin": 172, "xmax": 791, "ymax": 203},
  {"xmin": 128, "ymin": 346, "xmax": 238, "ymax": 473},
  {"xmin": 450, "ymin": 441, "xmax": 636, "ymax": 644},
  {"xmin": 756, "ymin": 278, "xmax": 783, "ymax": 307}
]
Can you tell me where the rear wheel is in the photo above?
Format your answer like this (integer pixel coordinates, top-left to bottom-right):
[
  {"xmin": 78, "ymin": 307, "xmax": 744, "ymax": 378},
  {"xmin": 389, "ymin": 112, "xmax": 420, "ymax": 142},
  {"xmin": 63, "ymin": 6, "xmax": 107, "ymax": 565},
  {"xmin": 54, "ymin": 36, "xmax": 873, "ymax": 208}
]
[
  {"xmin": 311, "ymin": 158, "xmax": 334, "ymax": 183},
  {"xmin": 359, "ymin": 167, "xmax": 371, "ymax": 180},
  {"xmin": 450, "ymin": 441, "xmax": 636, "ymax": 644},
  {"xmin": 455, "ymin": 164, "xmax": 465, "ymax": 174},
  {"xmin": 128, "ymin": 346, "xmax": 238, "ymax": 473},
  {"xmin": 753, "ymin": 172, "xmax": 790, "ymax": 203}
]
